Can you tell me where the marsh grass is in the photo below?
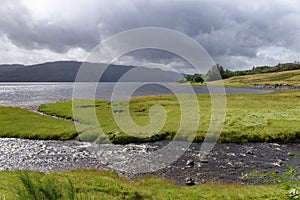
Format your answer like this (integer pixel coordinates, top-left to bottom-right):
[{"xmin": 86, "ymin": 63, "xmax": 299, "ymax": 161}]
[
  {"xmin": 0, "ymin": 90, "xmax": 298, "ymax": 144},
  {"xmin": 38, "ymin": 90, "xmax": 300, "ymax": 143},
  {"xmin": 244, "ymin": 165, "xmax": 300, "ymax": 200},
  {"xmin": 0, "ymin": 170, "xmax": 287, "ymax": 200},
  {"xmin": 16, "ymin": 171, "xmax": 65, "ymax": 200},
  {"xmin": 0, "ymin": 106, "xmax": 77, "ymax": 140}
]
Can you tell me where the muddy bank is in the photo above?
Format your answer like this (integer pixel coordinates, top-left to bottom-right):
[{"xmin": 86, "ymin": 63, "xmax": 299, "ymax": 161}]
[
  {"xmin": 0, "ymin": 138, "xmax": 299, "ymax": 185},
  {"xmin": 145, "ymin": 142, "xmax": 300, "ymax": 185}
]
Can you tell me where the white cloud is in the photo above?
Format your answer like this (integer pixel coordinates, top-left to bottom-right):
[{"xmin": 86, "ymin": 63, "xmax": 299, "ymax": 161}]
[
  {"xmin": 256, "ymin": 45, "xmax": 300, "ymax": 63},
  {"xmin": 0, "ymin": 35, "xmax": 89, "ymax": 65}
]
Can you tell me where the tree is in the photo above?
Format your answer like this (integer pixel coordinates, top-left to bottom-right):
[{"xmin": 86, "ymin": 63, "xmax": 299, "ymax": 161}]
[
  {"xmin": 182, "ymin": 73, "xmax": 204, "ymax": 83},
  {"xmin": 205, "ymin": 64, "xmax": 223, "ymax": 81},
  {"xmin": 192, "ymin": 74, "xmax": 204, "ymax": 83}
]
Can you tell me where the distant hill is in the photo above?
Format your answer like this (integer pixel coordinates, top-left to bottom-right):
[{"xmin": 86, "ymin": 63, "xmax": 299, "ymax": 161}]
[
  {"xmin": 0, "ymin": 61, "xmax": 183, "ymax": 82},
  {"xmin": 221, "ymin": 62, "xmax": 300, "ymax": 78},
  {"xmin": 220, "ymin": 69, "xmax": 300, "ymax": 88}
]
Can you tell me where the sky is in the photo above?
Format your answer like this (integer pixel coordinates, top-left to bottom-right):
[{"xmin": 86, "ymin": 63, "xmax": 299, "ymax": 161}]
[{"xmin": 1, "ymin": 0, "xmax": 300, "ymax": 71}]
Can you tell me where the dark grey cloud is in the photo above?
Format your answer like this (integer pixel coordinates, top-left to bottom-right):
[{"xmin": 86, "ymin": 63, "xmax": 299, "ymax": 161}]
[
  {"xmin": 0, "ymin": 0, "xmax": 100, "ymax": 53},
  {"xmin": 0, "ymin": 0, "xmax": 300, "ymax": 70}
]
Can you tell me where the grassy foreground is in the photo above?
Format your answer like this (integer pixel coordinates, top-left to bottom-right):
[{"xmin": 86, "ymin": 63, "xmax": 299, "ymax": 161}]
[
  {"xmin": 38, "ymin": 90, "xmax": 300, "ymax": 144},
  {"xmin": 0, "ymin": 169, "xmax": 289, "ymax": 200}
]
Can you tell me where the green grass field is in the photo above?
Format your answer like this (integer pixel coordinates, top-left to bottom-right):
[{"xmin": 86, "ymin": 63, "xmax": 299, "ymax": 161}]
[
  {"xmin": 37, "ymin": 90, "xmax": 300, "ymax": 144},
  {"xmin": 0, "ymin": 106, "xmax": 77, "ymax": 140},
  {"xmin": 220, "ymin": 69, "xmax": 300, "ymax": 87},
  {"xmin": 0, "ymin": 90, "xmax": 299, "ymax": 143},
  {"xmin": 189, "ymin": 69, "xmax": 300, "ymax": 87},
  {"xmin": 0, "ymin": 169, "xmax": 289, "ymax": 200}
]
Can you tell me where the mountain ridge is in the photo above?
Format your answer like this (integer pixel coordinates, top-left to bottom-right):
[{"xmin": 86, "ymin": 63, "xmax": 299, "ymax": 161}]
[{"xmin": 0, "ymin": 61, "xmax": 182, "ymax": 82}]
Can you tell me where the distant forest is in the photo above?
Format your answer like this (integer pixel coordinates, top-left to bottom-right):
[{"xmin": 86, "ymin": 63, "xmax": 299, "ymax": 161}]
[{"xmin": 182, "ymin": 62, "xmax": 300, "ymax": 82}]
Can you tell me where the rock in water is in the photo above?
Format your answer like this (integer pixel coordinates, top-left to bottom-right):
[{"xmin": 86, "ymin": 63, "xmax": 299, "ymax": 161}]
[{"xmin": 185, "ymin": 177, "xmax": 195, "ymax": 186}]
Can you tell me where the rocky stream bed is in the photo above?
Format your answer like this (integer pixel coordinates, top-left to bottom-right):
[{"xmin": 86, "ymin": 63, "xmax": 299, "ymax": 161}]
[{"xmin": 0, "ymin": 138, "xmax": 299, "ymax": 185}]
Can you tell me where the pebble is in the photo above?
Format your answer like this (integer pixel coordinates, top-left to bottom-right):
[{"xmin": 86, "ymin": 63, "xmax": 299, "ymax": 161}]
[
  {"xmin": 227, "ymin": 153, "xmax": 236, "ymax": 157},
  {"xmin": 277, "ymin": 159, "xmax": 283, "ymax": 165},
  {"xmin": 199, "ymin": 152, "xmax": 209, "ymax": 163},
  {"xmin": 186, "ymin": 160, "xmax": 194, "ymax": 167},
  {"xmin": 288, "ymin": 152, "xmax": 296, "ymax": 156},
  {"xmin": 246, "ymin": 149, "xmax": 254, "ymax": 155},
  {"xmin": 200, "ymin": 158, "xmax": 208, "ymax": 163},
  {"xmin": 272, "ymin": 159, "xmax": 283, "ymax": 167}
]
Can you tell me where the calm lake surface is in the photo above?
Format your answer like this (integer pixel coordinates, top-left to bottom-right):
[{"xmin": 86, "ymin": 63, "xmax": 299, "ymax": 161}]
[{"xmin": 0, "ymin": 82, "xmax": 273, "ymax": 107}]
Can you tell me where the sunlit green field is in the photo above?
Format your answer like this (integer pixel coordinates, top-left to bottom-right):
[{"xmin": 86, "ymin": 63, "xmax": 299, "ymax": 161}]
[
  {"xmin": 38, "ymin": 90, "xmax": 300, "ymax": 143},
  {"xmin": 220, "ymin": 69, "xmax": 300, "ymax": 87},
  {"xmin": 0, "ymin": 169, "xmax": 288, "ymax": 200},
  {"xmin": 190, "ymin": 69, "xmax": 300, "ymax": 88},
  {"xmin": 0, "ymin": 90, "xmax": 299, "ymax": 143},
  {"xmin": 0, "ymin": 106, "xmax": 77, "ymax": 140}
]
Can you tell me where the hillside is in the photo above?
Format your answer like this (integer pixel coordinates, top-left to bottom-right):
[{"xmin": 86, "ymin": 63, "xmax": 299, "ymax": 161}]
[
  {"xmin": 222, "ymin": 62, "xmax": 300, "ymax": 78},
  {"xmin": 0, "ymin": 61, "xmax": 182, "ymax": 82},
  {"xmin": 220, "ymin": 69, "xmax": 300, "ymax": 88}
]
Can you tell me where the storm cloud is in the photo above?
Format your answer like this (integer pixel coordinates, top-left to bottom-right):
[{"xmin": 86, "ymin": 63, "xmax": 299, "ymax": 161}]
[{"xmin": 1, "ymin": 0, "xmax": 300, "ymax": 70}]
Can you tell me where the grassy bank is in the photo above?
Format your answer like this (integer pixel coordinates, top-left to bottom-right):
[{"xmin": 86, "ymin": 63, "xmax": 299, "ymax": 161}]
[
  {"xmin": 218, "ymin": 69, "xmax": 300, "ymax": 87},
  {"xmin": 0, "ymin": 169, "xmax": 289, "ymax": 200},
  {"xmin": 189, "ymin": 69, "xmax": 300, "ymax": 88},
  {"xmin": 38, "ymin": 90, "xmax": 300, "ymax": 143},
  {"xmin": 0, "ymin": 106, "xmax": 77, "ymax": 140}
]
